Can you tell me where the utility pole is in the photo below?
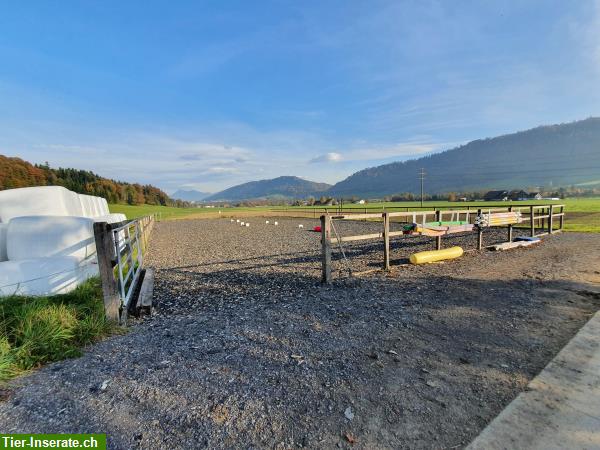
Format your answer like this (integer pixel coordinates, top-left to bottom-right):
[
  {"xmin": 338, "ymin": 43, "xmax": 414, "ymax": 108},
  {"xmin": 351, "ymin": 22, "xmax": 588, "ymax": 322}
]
[{"xmin": 419, "ymin": 168, "xmax": 426, "ymax": 207}]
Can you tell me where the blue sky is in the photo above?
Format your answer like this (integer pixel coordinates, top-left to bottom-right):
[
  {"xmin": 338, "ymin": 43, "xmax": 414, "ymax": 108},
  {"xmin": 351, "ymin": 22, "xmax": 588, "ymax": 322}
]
[{"xmin": 1, "ymin": 1, "xmax": 599, "ymax": 194}]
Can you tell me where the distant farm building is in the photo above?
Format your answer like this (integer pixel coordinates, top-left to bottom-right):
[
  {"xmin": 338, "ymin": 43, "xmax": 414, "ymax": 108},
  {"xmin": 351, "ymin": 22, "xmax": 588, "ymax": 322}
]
[
  {"xmin": 484, "ymin": 190, "xmax": 510, "ymax": 201},
  {"xmin": 484, "ymin": 190, "xmax": 544, "ymax": 201}
]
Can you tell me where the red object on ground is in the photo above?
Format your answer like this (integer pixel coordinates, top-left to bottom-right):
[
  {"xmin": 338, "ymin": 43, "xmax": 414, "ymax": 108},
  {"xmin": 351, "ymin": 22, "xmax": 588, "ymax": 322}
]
[{"xmin": 313, "ymin": 226, "xmax": 322, "ymax": 232}]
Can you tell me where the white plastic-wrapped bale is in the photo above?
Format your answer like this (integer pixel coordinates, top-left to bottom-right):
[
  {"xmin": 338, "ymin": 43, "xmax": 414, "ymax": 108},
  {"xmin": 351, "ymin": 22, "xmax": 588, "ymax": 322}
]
[
  {"xmin": 0, "ymin": 223, "xmax": 7, "ymax": 262},
  {"xmin": 78, "ymin": 195, "xmax": 89, "ymax": 217},
  {"xmin": 98, "ymin": 197, "xmax": 110, "ymax": 216},
  {"xmin": 65, "ymin": 190, "xmax": 85, "ymax": 217},
  {"xmin": 0, "ymin": 186, "xmax": 84, "ymax": 222},
  {"xmin": 93, "ymin": 213, "xmax": 126, "ymax": 224},
  {"xmin": 6, "ymin": 216, "xmax": 96, "ymax": 261},
  {"xmin": 91, "ymin": 196, "xmax": 103, "ymax": 217},
  {"xmin": 0, "ymin": 257, "xmax": 98, "ymax": 296},
  {"xmin": 79, "ymin": 195, "xmax": 96, "ymax": 218},
  {"xmin": 85, "ymin": 195, "xmax": 103, "ymax": 218}
]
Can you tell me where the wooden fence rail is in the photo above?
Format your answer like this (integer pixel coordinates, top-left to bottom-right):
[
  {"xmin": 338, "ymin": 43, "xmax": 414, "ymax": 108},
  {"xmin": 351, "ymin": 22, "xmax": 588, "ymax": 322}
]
[
  {"xmin": 320, "ymin": 205, "xmax": 565, "ymax": 283},
  {"xmin": 272, "ymin": 202, "xmax": 565, "ymax": 219}
]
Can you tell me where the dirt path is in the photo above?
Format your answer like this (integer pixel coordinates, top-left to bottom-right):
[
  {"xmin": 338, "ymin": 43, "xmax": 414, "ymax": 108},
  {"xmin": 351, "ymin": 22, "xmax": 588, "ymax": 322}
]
[{"xmin": 0, "ymin": 219, "xmax": 599, "ymax": 449}]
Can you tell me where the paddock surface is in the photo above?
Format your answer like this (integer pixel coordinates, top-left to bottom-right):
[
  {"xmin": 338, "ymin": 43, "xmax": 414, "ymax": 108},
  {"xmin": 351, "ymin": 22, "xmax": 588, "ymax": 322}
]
[{"xmin": 1, "ymin": 218, "xmax": 599, "ymax": 449}]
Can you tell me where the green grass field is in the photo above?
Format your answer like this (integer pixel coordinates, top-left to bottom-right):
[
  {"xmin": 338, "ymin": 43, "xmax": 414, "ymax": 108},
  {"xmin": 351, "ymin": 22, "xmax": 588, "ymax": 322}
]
[
  {"xmin": 557, "ymin": 198, "xmax": 600, "ymax": 233},
  {"xmin": 108, "ymin": 203, "xmax": 272, "ymax": 220},
  {"xmin": 109, "ymin": 197, "xmax": 600, "ymax": 232}
]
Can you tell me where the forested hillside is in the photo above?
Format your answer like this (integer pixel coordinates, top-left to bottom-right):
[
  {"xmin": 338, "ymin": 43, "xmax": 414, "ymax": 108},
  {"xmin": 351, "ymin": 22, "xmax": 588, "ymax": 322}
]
[
  {"xmin": 329, "ymin": 118, "xmax": 600, "ymax": 198},
  {"xmin": 205, "ymin": 176, "xmax": 331, "ymax": 201},
  {"xmin": 0, "ymin": 155, "xmax": 176, "ymax": 205}
]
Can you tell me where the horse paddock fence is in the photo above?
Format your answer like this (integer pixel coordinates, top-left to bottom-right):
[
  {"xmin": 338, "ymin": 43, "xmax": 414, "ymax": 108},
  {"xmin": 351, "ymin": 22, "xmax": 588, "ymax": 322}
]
[{"xmin": 319, "ymin": 204, "xmax": 565, "ymax": 283}]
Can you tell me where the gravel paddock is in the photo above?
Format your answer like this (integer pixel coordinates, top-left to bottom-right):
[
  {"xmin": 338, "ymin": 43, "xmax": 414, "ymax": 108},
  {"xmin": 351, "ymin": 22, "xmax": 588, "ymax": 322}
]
[{"xmin": 1, "ymin": 217, "xmax": 599, "ymax": 450}]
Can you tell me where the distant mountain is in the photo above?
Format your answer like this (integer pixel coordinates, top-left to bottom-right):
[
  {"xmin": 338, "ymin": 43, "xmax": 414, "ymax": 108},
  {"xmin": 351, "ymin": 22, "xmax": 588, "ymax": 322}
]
[
  {"xmin": 172, "ymin": 189, "xmax": 211, "ymax": 202},
  {"xmin": 329, "ymin": 117, "xmax": 600, "ymax": 197},
  {"xmin": 205, "ymin": 176, "xmax": 331, "ymax": 201}
]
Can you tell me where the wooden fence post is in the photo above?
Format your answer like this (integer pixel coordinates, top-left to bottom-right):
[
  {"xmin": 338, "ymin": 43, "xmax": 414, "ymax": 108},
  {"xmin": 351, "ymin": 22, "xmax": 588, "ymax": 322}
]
[
  {"xmin": 530, "ymin": 206, "xmax": 535, "ymax": 237},
  {"xmin": 476, "ymin": 208, "xmax": 483, "ymax": 250},
  {"xmin": 320, "ymin": 215, "xmax": 332, "ymax": 284},
  {"xmin": 559, "ymin": 205, "xmax": 564, "ymax": 231},
  {"xmin": 435, "ymin": 210, "xmax": 442, "ymax": 250},
  {"xmin": 93, "ymin": 222, "xmax": 121, "ymax": 322},
  {"xmin": 548, "ymin": 205, "xmax": 554, "ymax": 234},
  {"xmin": 383, "ymin": 212, "xmax": 390, "ymax": 271},
  {"xmin": 541, "ymin": 207, "xmax": 545, "ymax": 232},
  {"xmin": 507, "ymin": 206, "xmax": 513, "ymax": 243}
]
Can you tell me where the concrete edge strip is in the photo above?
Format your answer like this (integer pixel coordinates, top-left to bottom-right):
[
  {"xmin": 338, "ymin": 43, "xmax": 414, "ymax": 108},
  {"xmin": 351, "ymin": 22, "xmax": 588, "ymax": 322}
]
[{"xmin": 468, "ymin": 309, "xmax": 600, "ymax": 450}]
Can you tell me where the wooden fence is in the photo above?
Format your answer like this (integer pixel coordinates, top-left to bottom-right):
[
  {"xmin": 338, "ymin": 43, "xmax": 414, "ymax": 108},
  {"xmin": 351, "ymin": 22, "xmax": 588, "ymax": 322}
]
[
  {"xmin": 93, "ymin": 214, "xmax": 156, "ymax": 323},
  {"xmin": 272, "ymin": 203, "xmax": 565, "ymax": 219},
  {"xmin": 320, "ymin": 205, "xmax": 565, "ymax": 283}
]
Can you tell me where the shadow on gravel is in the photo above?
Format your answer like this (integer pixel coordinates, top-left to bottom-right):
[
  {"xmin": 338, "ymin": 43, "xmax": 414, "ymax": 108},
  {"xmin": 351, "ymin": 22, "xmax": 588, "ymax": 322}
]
[
  {"xmin": 162, "ymin": 229, "xmax": 530, "ymax": 275},
  {"xmin": 3, "ymin": 231, "xmax": 599, "ymax": 449},
  {"xmin": 136, "ymin": 263, "xmax": 600, "ymax": 449}
]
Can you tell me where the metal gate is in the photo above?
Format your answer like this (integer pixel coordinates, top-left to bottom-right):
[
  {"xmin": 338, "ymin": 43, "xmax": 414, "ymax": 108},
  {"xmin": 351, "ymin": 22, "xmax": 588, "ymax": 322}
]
[
  {"xmin": 112, "ymin": 220, "xmax": 144, "ymax": 310},
  {"xmin": 93, "ymin": 214, "xmax": 155, "ymax": 323}
]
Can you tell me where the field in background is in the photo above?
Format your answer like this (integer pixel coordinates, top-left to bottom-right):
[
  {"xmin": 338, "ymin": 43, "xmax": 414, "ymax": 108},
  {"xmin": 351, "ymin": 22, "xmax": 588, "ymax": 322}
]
[
  {"xmin": 110, "ymin": 197, "xmax": 600, "ymax": 232},
  {"xmin": 108, "ymin": 203, "xmax": 272, "ymax": 220}
]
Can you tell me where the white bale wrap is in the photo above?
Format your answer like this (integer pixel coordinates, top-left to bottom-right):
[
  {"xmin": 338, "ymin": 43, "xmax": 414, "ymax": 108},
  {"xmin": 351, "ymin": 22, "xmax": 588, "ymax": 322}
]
[
  {"xmin": 83, "ymin": 194, "xmax": 104, "ymax": 218},
  {"xmin": 78, "ymin": 195, "xmax": 89, "ymax": 217},
  {"xmin": 65, "ymin": 190, "xmax": 85, "ymax": 217},
  {"xmin": 90, "ymin": 196, "xmax": 101, "ymax": 217},
  {"xmin": 0, "ymin": 223, "xmax": 7, "ymax": 262},
  {"xmin": 93, "ymin": 197, "xmax": 105, "ymax": 216},
  {"xmin": 94, "ymin": 213, "xmax": 126, "ymax": 224},
  {"xmin": 0, "ymin": 186, "xmax": 85, "ymax": 222},
  {"xmin": 0, "ymin": 257, "xmax": 98, "ymax": 296},
  {"xmin": 99, "ymin": 197, "xmax": 110, "ymax": 216},
  {"xmin": 79, "ymin": 195, "xmax": 95, "ymax": 218},
  {"xmin": 7, "ymin": 216, "xmax": 96, "ymax": 261}
]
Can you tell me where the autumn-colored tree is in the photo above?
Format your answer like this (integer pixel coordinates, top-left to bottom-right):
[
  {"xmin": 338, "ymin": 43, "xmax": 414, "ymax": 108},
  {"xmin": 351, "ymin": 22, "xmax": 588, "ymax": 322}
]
[{"xmin": 0, "ymin": 154, "xmax": 185, "ymax": 206}]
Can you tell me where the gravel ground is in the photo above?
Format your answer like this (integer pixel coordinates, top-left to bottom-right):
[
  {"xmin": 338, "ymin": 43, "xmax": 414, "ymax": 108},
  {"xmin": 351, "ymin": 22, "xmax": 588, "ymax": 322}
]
[{"xmin": 1, "ymin": 217, "xmax": 599, "ymax": 450}]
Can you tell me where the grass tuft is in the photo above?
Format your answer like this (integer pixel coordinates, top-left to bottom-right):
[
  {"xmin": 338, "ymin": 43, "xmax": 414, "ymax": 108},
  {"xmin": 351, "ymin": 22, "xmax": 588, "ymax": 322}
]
[{"xmin": 0, "ymin": 277, "xmax": 116, "ymax": 382}]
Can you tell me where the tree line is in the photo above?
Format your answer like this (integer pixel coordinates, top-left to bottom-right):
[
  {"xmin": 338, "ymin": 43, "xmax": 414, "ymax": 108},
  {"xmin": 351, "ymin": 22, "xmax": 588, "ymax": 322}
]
[{"xmin": 0, "ymin": 155, "xmax": 188, "ymax": 206}]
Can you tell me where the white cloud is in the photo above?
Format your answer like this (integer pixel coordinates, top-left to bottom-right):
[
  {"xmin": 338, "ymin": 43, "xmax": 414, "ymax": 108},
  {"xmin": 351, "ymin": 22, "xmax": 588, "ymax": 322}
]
[
  {"xmin": 308, "ymin": 141, "xmax": 454, "ymax": 165},
  {"xmin": 343, "ymin": 142, "xmax": 451, "ymax": 162},
  {"xmin": 204, "ymin": 166, "xmax": 239, "ymax": 175},
  {"xmin": 309, "ymin": 152, "xmax": 343, "ymax": 163}
]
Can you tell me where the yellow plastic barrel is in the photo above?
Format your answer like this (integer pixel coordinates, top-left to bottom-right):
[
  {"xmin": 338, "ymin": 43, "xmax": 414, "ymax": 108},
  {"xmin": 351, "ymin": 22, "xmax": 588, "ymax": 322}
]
[{"xmin": 409, "ymin": 246, "xmax": 464, "ymax": 265}]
